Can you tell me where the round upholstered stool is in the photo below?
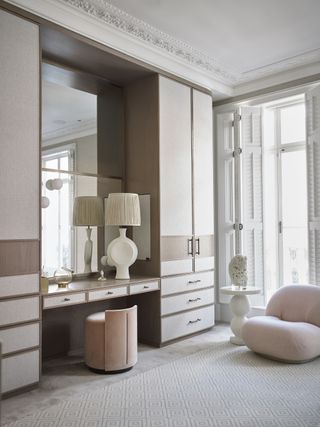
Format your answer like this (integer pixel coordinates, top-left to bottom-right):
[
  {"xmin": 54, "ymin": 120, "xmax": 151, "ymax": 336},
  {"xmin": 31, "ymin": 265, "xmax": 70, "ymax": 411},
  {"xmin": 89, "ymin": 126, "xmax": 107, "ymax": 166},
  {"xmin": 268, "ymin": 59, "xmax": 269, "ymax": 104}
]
[{"xmin": 85, "ymin": 305, "xmax": 137, "ymax": 373}]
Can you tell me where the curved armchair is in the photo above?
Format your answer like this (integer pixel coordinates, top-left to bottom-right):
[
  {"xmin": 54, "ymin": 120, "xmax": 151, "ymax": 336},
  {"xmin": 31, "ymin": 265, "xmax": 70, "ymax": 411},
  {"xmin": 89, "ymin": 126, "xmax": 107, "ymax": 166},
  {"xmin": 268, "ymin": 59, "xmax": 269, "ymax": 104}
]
[{"xmin": 242, "ymin": 285, "xmax": 320, "ymax": 363}]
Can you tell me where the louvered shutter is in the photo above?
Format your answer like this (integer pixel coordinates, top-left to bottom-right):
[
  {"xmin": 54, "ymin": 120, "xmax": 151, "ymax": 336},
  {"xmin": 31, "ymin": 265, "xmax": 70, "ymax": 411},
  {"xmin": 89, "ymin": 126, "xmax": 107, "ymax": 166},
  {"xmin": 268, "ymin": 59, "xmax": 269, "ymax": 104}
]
[
  {"xmin": 240, "ymin": 107, "xmax": 264, "ymax": 291},
  {"xmin": 306, "ymin": 86, "xmax": 320, "ymax": 285},
  {"xmin": 217, "ymin": 112, "xmax": 236, "ymax": 295}
]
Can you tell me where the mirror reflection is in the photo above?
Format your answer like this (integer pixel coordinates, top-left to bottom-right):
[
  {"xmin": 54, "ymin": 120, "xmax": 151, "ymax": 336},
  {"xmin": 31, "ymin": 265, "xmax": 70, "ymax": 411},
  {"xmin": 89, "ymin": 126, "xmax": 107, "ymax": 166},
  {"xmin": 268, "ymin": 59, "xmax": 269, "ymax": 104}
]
[{"xmin": 41, "ymin": 80, "xmax": 121, "ymax": 277}]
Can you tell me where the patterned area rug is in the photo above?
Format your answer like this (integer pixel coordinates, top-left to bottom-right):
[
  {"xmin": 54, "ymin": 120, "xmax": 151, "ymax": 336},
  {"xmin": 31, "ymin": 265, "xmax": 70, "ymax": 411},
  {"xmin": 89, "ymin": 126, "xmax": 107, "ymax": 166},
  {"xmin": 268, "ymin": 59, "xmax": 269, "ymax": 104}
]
[{"xmin": 5, "ymin": 342, "xmax": 320, "ymax": 426}]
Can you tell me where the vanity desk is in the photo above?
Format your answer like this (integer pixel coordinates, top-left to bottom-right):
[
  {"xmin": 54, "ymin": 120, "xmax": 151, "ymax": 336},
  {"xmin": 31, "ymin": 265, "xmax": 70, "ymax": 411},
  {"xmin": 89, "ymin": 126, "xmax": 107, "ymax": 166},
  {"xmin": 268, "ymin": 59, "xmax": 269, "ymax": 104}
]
[{"xmin": 42, "ymin": 276, "xmax": 160, "ymax": 310}]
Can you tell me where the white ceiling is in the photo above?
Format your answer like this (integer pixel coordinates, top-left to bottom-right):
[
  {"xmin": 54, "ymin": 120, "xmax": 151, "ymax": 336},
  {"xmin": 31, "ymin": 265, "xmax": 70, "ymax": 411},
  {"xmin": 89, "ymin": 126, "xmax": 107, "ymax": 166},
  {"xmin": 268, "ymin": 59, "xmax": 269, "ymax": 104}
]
[
  {"xmin": 109, "ymin": 0, "xmax": 320, "ymax": 82},
  {"xmin": 42, "ymin": 81, "xmax": 97, "ymax": 143}
]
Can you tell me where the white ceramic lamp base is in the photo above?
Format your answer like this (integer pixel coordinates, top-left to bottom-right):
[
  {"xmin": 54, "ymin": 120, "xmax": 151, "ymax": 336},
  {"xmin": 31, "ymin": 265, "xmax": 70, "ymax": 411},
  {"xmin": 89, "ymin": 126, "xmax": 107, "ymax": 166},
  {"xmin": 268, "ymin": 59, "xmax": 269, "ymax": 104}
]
[
  {"xmin": 84, "ymin": 226, "xmax": 93, "ymax": 274},
  {"xmin": 107, "ymin": 228, "xmax": 137, "ymax": 279}
]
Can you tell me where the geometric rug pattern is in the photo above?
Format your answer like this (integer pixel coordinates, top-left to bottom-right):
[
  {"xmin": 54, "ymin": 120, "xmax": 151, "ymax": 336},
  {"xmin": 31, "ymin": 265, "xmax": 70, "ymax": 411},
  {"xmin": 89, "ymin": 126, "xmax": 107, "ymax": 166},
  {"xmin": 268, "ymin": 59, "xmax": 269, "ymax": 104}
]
[{"xmin": 5, "ymin": 342, "xmax": 320, "ymax": 426}]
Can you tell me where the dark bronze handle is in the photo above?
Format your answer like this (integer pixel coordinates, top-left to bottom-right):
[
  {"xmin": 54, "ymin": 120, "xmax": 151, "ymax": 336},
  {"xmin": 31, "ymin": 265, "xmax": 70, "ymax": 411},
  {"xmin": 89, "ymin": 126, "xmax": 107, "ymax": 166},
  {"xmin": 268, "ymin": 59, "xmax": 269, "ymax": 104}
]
[
  {"xmin": 63, "ymin": 298, "xmax": 70, "ymax": 301},
  {"xmin": 144, "ymin": 285, "xmax": 149, "ymax": 289},
  {"xmin": 188, "ymin": 280, "xmax": 201, "ymax": 284},
  {"xmin": 188, "ymin": 318, "xmax": 201, "ymax": 324},
  {"xmin": 107, "ymin": 291, "xmax": 113, "ymax": 295},
  {"xmin": 187, "ymin": 238, "xmax": 193, "ymax": 255},
  {"xmin": 188, "ymin": 297, "xmax": 201, "ymax": 303},
  {"xmin": 195, "ymin": 238, "xmax": 200, "ymax": 255}
]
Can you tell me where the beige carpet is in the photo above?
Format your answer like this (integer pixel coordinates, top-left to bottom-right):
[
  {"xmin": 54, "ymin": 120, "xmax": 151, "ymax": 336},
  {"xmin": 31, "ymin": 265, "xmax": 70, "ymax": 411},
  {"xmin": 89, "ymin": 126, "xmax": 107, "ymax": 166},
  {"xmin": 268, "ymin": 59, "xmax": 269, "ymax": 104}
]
[{"xmin": 5, "ymin": 342, "xmax": 320, "ymax": 426}]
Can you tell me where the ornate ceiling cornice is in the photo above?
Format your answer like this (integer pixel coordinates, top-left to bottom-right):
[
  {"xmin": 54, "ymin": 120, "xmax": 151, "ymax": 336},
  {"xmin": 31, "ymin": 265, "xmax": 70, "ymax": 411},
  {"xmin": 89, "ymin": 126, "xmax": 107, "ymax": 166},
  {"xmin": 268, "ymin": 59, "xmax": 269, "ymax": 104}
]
[
  {"xmin": 57, "ymin": 0, "xmax": 238, "ymax": 84},
  {"xmin": 239, "ymin": 48, "xmax": 320, "ymax": 82}
]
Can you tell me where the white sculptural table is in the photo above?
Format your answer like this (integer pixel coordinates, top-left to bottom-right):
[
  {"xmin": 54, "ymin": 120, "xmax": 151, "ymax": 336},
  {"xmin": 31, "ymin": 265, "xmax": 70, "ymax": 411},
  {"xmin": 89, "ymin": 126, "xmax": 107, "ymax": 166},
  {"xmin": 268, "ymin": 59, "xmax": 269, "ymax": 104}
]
[{"xmin": 220, "ymin": 286, "xmax": 261, "ymax": 345}]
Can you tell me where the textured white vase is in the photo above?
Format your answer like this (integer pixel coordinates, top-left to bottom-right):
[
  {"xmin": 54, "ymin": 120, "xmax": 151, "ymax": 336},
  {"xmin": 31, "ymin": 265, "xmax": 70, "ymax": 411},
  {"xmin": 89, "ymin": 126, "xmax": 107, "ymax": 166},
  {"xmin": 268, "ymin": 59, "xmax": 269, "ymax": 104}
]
[{"xmin": 107, "ymin": 228, "xmax": 138, "ymax": 279}]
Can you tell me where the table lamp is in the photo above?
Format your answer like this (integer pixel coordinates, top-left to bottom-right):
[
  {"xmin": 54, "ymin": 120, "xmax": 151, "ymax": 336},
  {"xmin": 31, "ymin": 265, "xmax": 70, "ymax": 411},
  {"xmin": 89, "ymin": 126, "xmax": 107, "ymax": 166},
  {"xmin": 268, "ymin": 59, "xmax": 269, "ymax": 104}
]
[
  {"xmin": 105, "ymin": 193, "xmax": 141, "ymax": 279},
  {"xmin": 73, "ymin": 196, "xmax": 104, "ymax": 273}
]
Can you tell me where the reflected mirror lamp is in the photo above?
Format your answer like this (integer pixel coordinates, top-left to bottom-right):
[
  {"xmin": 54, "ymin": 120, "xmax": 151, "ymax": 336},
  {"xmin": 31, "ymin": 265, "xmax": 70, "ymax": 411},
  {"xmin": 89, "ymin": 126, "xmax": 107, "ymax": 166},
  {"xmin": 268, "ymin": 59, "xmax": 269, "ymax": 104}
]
[
  {"xmin": 73, "ymin": 196, "xmax": 104, "ymax": 273},
  {"xmin": 104, "ymin": 193, "xmax": 141, "ymax": 279}
]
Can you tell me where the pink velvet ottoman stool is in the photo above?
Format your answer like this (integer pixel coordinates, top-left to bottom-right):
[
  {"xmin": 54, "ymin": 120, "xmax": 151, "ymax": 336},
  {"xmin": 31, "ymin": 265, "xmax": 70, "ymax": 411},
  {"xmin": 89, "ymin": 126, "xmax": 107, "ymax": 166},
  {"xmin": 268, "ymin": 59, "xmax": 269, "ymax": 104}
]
[{"xmin": 85, "ymin": 305, "xmax": 137, "ymax": 373}]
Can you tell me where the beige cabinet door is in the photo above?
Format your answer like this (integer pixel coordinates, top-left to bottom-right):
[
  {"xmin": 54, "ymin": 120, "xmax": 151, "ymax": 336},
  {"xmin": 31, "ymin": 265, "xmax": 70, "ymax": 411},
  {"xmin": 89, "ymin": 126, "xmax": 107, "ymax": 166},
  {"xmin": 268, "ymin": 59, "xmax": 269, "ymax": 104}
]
[
  {"xmin": 0, "ymin": 9, "xmax": 40, "ymax": 240},
  {"xmin": 193, "ymin": 90, "xmax": 214, "ymax": 271},
  {"xmin": 159, "ymin": 77, "xmax": 193, "ymax": 275}
]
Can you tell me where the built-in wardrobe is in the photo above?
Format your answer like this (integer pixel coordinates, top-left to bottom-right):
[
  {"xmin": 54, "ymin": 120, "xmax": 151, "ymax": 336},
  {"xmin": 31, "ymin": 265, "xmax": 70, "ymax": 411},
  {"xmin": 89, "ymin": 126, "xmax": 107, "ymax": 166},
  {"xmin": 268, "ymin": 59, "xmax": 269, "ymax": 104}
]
[
  {"xmin": 0, "ymin": 9, "xmax": 41, "ymax": 394},
  {"xmin": 0, "ymin": 5, "xmax": 214, "ymax": 395},
  {"xmin": 126, "ymin": 75, "xmax": 215, "ymax": 345}
]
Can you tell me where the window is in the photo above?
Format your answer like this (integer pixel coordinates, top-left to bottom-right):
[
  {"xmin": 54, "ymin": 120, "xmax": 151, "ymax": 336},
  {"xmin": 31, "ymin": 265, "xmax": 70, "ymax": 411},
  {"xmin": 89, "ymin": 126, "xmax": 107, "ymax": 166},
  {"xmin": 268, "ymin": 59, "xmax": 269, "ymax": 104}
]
[
  {"xmin": 263, "ymin": 98, "xmax": 308, "ymax": 301},
  {"xmin": 42, "ymin": 148, "xmax": 75, "ymax": 276},
  {"xmin": 217, "ymin": 86, "xmax": 320, "ymax": 306}
]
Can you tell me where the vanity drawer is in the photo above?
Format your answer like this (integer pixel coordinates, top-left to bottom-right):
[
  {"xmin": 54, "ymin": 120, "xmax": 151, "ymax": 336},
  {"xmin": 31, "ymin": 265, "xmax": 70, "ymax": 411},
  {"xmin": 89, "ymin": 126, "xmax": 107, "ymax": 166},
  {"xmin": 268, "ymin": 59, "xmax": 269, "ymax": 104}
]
[
  {"xmin": 161, "ymin": 305, "xmax": 215, "ymax": 342},
  {"xmin": 129, "ymin": 281, "xmax": 159, "ymax": 295},
  {"xmin": 0, "ymin": 322, "xmax": 40, "ymax": 355},
  {"xmin": 2, "ymin": 349, "xmax": 40, "ymax": 393},
  {"xmin": 43, "ymin": 292, "xmax": 86, "ymax": 309},
  {"xmin": 0, "ymin": 273, "xmax": 39, "ymax": 299},
  {"xmin": 161, "ymin": 287, "xmax": 214, "ymax": 316},
  {"xmin": 161, "ymin": 271, "xmax": 214, "ymax": 296},
  {"xmin": 88, "ymin": 286, "xmax": 128, "ymax": 302},
  {"xmin": 0, "ymin": 296, "xmax": 39, "ymax": 327}
]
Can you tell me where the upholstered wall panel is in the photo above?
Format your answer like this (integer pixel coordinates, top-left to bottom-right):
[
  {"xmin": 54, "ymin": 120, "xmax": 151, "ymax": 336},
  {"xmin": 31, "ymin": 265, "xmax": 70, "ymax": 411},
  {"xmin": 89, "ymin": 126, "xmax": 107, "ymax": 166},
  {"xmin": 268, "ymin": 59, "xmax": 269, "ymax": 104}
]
[
  {"xmin": 0, "ymin": 240, "xmax": 40, "ymax": 277},
  {"xmin": 0, "ymin": 9, "xmax": 40, "ymax": 240}
]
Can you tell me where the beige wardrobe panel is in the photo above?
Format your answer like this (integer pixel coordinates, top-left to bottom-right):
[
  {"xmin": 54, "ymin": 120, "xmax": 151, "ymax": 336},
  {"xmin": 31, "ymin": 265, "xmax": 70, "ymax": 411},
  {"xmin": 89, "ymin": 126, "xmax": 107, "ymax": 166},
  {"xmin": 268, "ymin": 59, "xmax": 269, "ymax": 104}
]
[
  {"xmin": 159, "ymin": 76, "xmax": 192, "ymax": 237},
  {"xmin": 193, "ymin": 90, "xmax": 214, "ymax": 237},
  {"xmin": 0, "ymin": 10, "xmax": 40, "ymax": 240}
]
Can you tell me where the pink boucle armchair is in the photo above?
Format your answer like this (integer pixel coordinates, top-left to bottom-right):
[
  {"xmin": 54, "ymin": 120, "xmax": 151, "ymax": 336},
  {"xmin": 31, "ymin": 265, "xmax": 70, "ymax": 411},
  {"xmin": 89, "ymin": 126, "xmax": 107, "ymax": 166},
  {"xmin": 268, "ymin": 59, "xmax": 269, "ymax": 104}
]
[{"xmin": 242, "ymin": 285, "xmax": 320, "ymax": 363}]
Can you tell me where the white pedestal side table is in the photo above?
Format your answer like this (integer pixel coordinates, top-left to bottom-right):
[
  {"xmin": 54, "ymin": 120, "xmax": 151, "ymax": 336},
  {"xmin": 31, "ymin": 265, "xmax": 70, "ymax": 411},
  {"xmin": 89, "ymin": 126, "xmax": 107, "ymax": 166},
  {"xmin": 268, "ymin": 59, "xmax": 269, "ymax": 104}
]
[{"xmin": 220, "ymin": 286, "xmax": 261, "ymax": 345}]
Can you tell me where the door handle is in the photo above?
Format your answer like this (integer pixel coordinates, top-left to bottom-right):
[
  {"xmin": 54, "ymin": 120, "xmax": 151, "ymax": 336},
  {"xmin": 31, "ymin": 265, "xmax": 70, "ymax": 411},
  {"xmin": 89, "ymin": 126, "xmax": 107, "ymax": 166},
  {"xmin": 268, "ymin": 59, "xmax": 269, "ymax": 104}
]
[
  {"xmin": 195, "ymin": 238, "xmax": 200, "ymax": 255},
  {"xmin": 187, "ymin": 279, "xmax": 201, "ymax": 284},
  {"xmin": 188, "ymin": 297, "xmax": 201, "ymax": 303},
  {"xmin": 187, "ymin": 238, "xmax": 193, "ymax": 256}
]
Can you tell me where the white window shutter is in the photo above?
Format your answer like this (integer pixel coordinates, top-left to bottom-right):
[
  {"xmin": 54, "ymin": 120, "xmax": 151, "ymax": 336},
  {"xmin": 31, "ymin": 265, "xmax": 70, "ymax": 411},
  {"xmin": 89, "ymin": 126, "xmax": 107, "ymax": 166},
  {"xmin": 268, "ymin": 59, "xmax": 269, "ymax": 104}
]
[
  {"xmin": 239, "ymin": 106, "xmax": 264, "ymax": 291},
  {"xmin": 217, "ymin": 112, "xmax": 235, "ymax": 294},
  {"xmin": 306, "ymin": 86, "xmax": 320, "ymax": 285}
]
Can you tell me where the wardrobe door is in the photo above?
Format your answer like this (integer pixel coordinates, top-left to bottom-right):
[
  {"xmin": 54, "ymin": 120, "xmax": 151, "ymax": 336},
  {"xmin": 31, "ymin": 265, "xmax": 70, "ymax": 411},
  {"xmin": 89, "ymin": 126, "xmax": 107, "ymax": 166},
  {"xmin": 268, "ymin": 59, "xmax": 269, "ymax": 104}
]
[
  {"xmin": 159, "ymin": 76, "xmax": 193, "ymax": 276},
  {"xmin": 0, "ymin": 9, "xmax": 40, "ymax": 394},
  {"xmin": 193, "ymin": 90, "xmax": 214, "ymax": 272},
  {"xmin": 0, "ymin": 9, "xmax": 40, "ymax": 241}
]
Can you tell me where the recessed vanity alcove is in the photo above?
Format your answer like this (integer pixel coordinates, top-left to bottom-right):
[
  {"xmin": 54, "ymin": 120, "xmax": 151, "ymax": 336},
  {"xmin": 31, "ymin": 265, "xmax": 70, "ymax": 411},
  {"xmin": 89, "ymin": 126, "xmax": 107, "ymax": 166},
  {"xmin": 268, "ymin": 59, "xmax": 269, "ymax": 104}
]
[{"xmin": 0, "ymin": 2, "xmax": 214, "ymax": 396}]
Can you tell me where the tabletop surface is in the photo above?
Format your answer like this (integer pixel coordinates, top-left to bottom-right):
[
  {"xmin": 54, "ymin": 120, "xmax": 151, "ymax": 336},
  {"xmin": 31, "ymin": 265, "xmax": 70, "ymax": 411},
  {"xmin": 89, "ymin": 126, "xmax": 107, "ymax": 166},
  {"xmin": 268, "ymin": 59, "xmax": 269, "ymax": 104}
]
[{"xmin": 220, "ymin": 286, "xmax": 261, "ymax": 295}]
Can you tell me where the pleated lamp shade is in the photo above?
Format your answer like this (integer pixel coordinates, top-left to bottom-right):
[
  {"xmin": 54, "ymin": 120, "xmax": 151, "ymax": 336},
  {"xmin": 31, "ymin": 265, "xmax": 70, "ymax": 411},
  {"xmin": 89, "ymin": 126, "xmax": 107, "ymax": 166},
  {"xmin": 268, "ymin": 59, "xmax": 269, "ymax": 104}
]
[
  {"xmin": 105, "ymin": 193, "xmax": 141, "ymax": 226},
  {"xmin": 73, "ymin": 196, "xmax": 104, "ymax": 226}
]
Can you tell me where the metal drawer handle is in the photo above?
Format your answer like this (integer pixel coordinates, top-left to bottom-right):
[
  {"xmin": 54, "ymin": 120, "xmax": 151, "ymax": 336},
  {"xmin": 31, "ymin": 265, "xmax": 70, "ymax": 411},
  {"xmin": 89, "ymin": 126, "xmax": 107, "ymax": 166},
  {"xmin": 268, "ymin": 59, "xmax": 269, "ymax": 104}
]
[
  {"xmin": 107, "ymin": 291, "xmax": 113, "ymax": 295},
  {"xmin": 188, "ymin": 297, "xmax": 201, "ymax": 303},
  {"xmin": 188, "ymin": 318, "xmax": 201, "ymax": 324},
  {"xmin": 144, "ymin": 285, "xmax": 149, "ymax": 289},
  {"xmin": 63, "ymin": 298, "xmax": 70, "ymax": 302},
  {"xmin": 188, "ymin": 280, "xmax": 201, "ymax": 284}
]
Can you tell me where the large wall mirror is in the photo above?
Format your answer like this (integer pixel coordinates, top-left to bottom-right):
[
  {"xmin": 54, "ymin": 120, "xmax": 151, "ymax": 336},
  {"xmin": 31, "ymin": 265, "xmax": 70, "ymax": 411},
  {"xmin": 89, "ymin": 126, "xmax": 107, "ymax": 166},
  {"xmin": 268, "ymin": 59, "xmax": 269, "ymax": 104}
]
[{"xmin": 41, "ymin": 72, "xmax": 122, "ymax": 277}]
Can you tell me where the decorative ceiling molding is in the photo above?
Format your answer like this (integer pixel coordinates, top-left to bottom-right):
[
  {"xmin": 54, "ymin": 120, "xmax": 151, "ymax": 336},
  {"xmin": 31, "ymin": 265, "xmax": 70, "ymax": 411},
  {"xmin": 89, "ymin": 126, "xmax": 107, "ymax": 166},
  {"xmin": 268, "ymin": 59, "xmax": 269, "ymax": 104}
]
[
  {"xmin": 42, "ymin": 118, "xmax": 97, "ymax": 144},
  {"xmin": 239, "ymin": 48, "xmax": 320, "ymax": 83},
  {"xmin": 57, "ymin": 0, "xmax": 238, "ymax": 84}
]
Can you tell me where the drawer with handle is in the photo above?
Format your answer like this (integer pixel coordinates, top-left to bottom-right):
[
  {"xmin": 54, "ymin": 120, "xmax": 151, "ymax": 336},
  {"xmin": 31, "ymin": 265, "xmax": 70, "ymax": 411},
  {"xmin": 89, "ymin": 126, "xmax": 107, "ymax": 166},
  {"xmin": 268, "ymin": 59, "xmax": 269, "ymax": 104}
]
[
  {"xmin": 161, "ymin": 271, "xmax": 214, "ymax": 296},
  {"xmin": 129, "ymin": 281, "xmax": 159, "ymax": 295},
  {"xmin": 161, "ymin": 287, "xmax": 214, "ymax": 316},
  {"xmin": 43, "ymin": 292, "xmax": 86, "ymax": 309},
  {"xmin": 161, "ymin": 305, "xmax": 215, "ymax": 342},
  {"xmin": 88, "ymin": 286, "xmax": 128, "ymax": 302}
]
